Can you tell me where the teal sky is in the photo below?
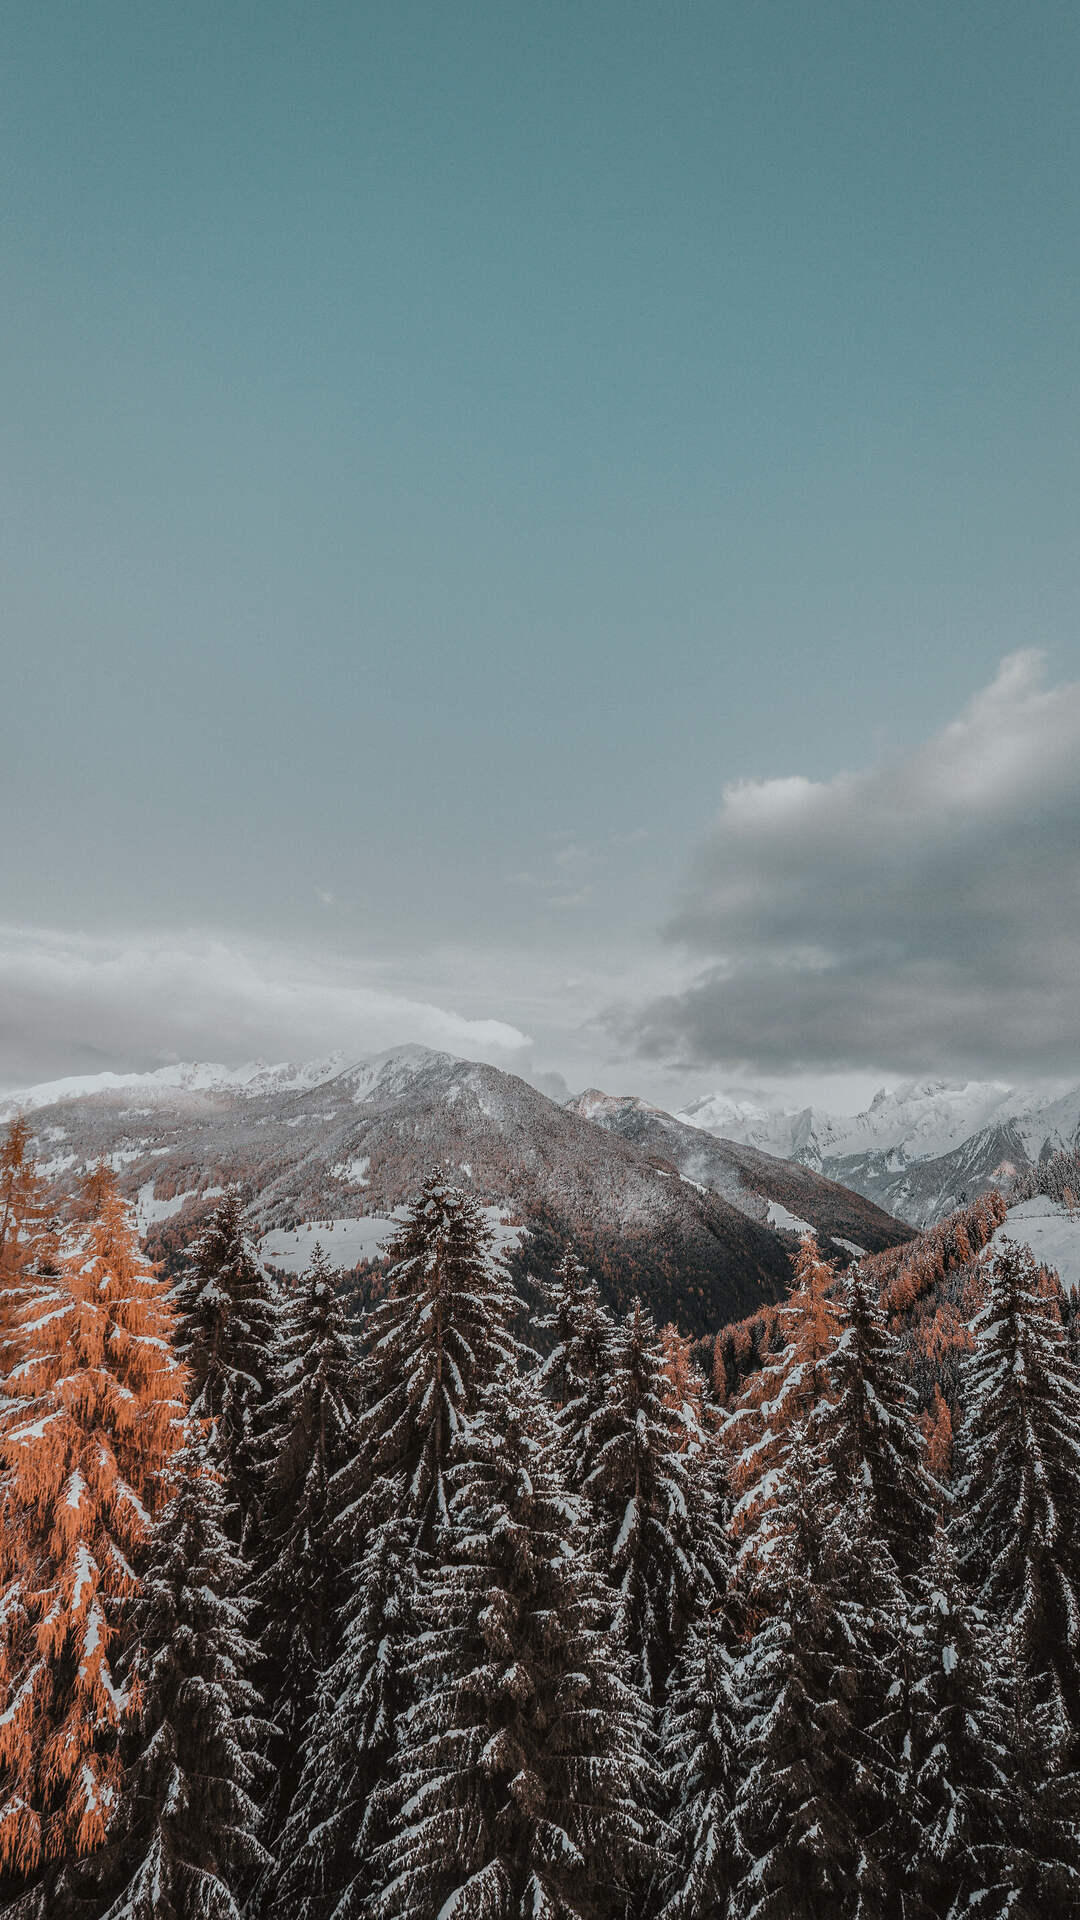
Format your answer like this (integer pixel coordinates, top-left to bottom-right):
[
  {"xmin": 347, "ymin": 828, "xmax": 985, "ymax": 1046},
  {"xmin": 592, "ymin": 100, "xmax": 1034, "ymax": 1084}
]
[{"xmin": 3, "ymin": 3, "xmax": 1080, "ymax": 1100}]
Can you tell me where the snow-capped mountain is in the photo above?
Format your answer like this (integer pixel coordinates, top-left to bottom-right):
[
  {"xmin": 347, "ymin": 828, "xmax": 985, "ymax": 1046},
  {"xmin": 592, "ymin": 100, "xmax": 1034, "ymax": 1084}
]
[
  {"xmin": 5, "ymin": 1046, "xmax": 911, "ymax": 1337},
  {"xmin": 676, "ymin": 1078, "xmax": 1080, "ymax": 1228}
]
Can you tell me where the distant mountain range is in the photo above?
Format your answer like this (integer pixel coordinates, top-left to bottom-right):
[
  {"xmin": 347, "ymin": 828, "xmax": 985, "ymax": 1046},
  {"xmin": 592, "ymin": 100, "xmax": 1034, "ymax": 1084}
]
[
  {"xmin": 676, "ymin": 1078, "xmax": 1080, "ymax": 1227},
  {"xmin": 1, "ymin": 1048, "xmax": 911, "ymax": 1336}
]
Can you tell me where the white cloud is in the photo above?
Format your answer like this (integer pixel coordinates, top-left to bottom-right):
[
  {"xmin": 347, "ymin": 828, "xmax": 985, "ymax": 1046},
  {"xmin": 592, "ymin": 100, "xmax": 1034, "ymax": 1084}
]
[
  {"xmin": 0, "ymin": 925, "xmax": 532, "ymax": 1094},
  {"xmin": 633, "ymin": 652, "xmax": 1080, "ymax": 1076}
]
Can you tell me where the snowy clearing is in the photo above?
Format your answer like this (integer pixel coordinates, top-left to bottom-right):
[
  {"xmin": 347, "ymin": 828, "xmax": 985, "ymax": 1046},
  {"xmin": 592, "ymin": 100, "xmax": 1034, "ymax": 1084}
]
[
  {"xmin": 766, "ymin": 1200, "xmax": 815, "ymax": 1235},
  {"xmin": 134, "ymin": 1182, "xmax": 224, "ymax": 1228},
  {"xmin": 987, "ymin": 1197, "xmax": 1080, "ymax": 1296},
  {"xmin": 260, "ymin": 1207, "xmax": 523, "ymax": 1273}
]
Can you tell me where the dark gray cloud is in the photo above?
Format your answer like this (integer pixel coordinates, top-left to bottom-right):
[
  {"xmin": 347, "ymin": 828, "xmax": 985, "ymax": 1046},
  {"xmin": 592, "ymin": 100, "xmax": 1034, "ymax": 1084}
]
[{"xmin": 634, "ymin": 652, "xmax": 1080, "ymax": 1076}]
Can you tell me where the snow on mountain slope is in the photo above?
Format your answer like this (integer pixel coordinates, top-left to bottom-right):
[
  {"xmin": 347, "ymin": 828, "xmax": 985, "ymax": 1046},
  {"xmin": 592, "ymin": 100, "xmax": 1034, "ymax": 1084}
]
[
  {"xmin": 677, "ymin": 1078, "xmax": 1080, "ymax": 1228},
  {"xmin": 7, "ymin": 1046, "xmax": 842, "ymax": 1335},
  {"xmin": 985, "ymin": 1197, "xmax": 1080, "ymax": 1297},
  {"xmin": 567, "ymin": 1090, "xmax": 913, "ymax": 1257}
]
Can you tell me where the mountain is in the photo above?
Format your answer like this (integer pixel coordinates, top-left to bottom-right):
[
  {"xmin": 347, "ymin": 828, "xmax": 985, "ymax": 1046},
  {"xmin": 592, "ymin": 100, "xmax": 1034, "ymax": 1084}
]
[
  {"xmin": 677, "ymin": 1077, "xmax": 1080, "ymax": 1228},
  {"xmin": 2, "ymin": 1047, "xmax": 911, "ymax": 1337},
  {"xmin": 567, "ymin": 1090, "xmax": 913, "ymax": 1258}
]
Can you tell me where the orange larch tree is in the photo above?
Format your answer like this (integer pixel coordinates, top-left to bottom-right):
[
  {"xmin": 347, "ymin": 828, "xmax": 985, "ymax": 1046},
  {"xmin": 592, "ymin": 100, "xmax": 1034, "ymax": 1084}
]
[
  {"xmin": 0, "ymin": 1160, "xmax": 188, "ymax": 1883},
  {"xmin": 725, "ymin": 1234, "xmax": 842, "ymax": 1579}
]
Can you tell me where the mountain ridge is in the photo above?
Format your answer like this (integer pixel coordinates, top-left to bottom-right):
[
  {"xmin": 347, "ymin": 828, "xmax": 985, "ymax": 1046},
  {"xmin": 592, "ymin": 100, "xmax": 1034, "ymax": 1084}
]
[{"xmin": 6, "ymin": 1046, "xmax": 912, "ymax": 1336}]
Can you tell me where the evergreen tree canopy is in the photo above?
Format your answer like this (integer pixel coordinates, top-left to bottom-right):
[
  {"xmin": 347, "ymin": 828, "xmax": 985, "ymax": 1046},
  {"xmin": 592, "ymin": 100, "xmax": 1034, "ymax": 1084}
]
[
  {"xmin": 731, "ymin": 1420, "xmax": 906, "ymax": 1920},
  {"xmin": 98, "ymin": 1429, "xmax": 269, "ymax": 1920},
  {"xmin": 353, "ymin": 1177, "xmax": 521, "ymax": 1547},
  {"xmin": 656, "ymin": 1591, "xmax": 741, "ymax": 1920},
  {"xmin": 170, "ymin": 1188, "xmax": 278, "ymax": 1546},
  {"xmin": 899, "ymin": 1527, "xmax": 1013, "ymax": 1920},
  {"xmin": 250, "ymin": 1243, "xmax": 363, "ymax": 1833},
  {"xmin": 264, "ymin": 1177, "xmax": 522, "ymax": 1920},
  {"xmin": 535, "ymin": 1252, "xmax": 614, "ymax": 1480},
  {"xmin": 812, "ymin": 1265, "xmax": 938, "ymax": 1579},
  {"xmin": 580, "ymin": 1298, "xmax": 724, "ymax": 1704},
  {"xmin": 955, "ymin": 1236, "xmax": 1080, "ymax": 1747},
  {"xmin": 370, "ymin": 1371, "xmax": 656, "ymax": 1920}
]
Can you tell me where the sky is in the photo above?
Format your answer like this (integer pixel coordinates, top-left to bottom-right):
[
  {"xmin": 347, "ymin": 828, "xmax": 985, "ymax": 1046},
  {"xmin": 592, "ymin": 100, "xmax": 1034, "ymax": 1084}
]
[{"xmin": 3, "ymin": 3, "xmax": 1080, "ymax": 1110}]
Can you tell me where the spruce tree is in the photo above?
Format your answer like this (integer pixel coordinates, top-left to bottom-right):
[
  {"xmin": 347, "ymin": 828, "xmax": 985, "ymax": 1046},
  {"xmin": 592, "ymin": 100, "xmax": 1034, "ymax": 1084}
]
[
  {"xmin": 897, "ymin": 1527, "xmax": 1014, "ymax": 1920},
  {"xmin": 171, "ymin": 1189, "xmax": 278, "ymax": 1549},
  {"xmin": 816, "ymin": 1264, "xmax": 938, "ymax": 1580},
  {"xmin": 535, "ymin": 1251, "xmax": 614, "ymax": 1483},
  {"xmin": 369, "ymin": 1370, "xmax": 656, "ymax": 1920},
  {"xmin": 955, "ymin": 1236, "xmax": 1080, "ymax": 1750},
  {"xmin": 249, "ymin": 1243, "xmax": 363, "ymax": 1838},
  {"xmin": 655, "ymin": 1513, "xmax": 741, "ymax": 1920},
  {"xmin": 579, "ymin": 1298, "xmax": 724, "ymax": 1706},
  {"xmin": 95, "ymin": 1429, "xmax": 269, "ymax": 1920},
  {"xmin": 997, "ymin": 1630, "xmax": 1080, "ymax": 1918},
  {"xmin": 730, "ymin": 1420, "xmax": 904, "ymax": 1920},
  {"xmin": 263, "ymin": 1177, "xmax": 521, "ymax": 1920}
]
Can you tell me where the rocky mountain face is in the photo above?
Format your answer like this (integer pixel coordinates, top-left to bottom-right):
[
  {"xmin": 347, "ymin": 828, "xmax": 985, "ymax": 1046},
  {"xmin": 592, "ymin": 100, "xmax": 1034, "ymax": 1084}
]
[
  {"xmin": 3, "ymin": 1047, "xmax": 912, "ymax": 1337},
  {"xmin": 676, "ymin": 1078, "xmax": 1080, "ymax": 1228}
]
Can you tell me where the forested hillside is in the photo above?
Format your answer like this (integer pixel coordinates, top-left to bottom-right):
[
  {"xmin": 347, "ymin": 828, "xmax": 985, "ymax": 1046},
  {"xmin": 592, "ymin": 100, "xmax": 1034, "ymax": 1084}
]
[{"xmin": 2, "ymin": 1118, "xmax": 1080, "ymax": 1917}]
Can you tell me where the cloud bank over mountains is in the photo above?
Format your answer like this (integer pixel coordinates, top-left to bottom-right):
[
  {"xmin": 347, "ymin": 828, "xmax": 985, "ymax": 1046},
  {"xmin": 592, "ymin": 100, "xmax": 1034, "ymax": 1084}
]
[
  {"xmin": 0, "ymin": 927, "xmax": 533, "ymax": 1095},
  {"xmin": 6, "ymin": 653, "xmax": 1080, "ymax": 1102},
  {"xmin": 634, "ymin": 652, "xmax": 1080, "ymax": 1078}
]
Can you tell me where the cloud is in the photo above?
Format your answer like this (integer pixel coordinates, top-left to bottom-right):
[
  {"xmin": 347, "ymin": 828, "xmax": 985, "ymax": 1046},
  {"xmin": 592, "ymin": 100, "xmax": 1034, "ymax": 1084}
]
[
  {"xmin": 0, "ymin": 926, "xmax": 532, "ymax": 1095},
  {"xmin": 632, "ymin": 652, "xmax": 1080, "ymax": 1077}
]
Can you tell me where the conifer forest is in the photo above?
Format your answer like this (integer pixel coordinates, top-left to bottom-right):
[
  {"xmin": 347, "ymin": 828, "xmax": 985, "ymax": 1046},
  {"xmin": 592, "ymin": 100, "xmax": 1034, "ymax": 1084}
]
[{"xmin": 2, "ymin": 1115, "xmax": 1080, "ymax": 1920}]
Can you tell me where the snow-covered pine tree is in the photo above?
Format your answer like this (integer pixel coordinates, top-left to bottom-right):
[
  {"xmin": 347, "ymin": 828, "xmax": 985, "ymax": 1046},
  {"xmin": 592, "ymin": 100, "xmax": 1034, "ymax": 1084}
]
[
  {"xmin": 730, "ymin": 1418, "xmax": 905, "ymax": 1920},
  {"xmin": 654, "ymin": 1464, "xmax": 741, "ymax": 1920},
  {"xmin": 810, "ymin": 1262, "xmax": 938, "ymax": 1581},
  {"xmin": 996, "ymin": 1629, "xmax": 1080, "ymax": 1919},
  {"xmin": 93, "ymin": 1427, "xmax": 269, "ymax": 1920},
  {"xmin": 895, "ymin": 1526, "xmax": 1014, "ymax": 1920},
  {"xmin": 262, "ymin": 1177, "xmax": 521, "ymax": 1920},
  {"xmin": 579, "ymin": 1297, "xmax": 725, "ymax": 1707},
  {"xmin": 170, "ymin": 1188, "xmax": 278, "ymax": 1550},
  {"xmin": 0, "ymin": 1166, "xmax": 187, "ymax": 1893},
  {"xmin": 535, "ymin": 1250, "xmax": 614, "ymax": 1485},
  {"xmin": 249, "ymin": 1243, "xmax": 363, "ymax": 1838},
  {"xmin": 369, "ymin": 1369, "xmax": 656, "ymax": 1920},
  {"xmin": 955, "ymin": 1236, "xmax": 1080, "ymax": 1753}
]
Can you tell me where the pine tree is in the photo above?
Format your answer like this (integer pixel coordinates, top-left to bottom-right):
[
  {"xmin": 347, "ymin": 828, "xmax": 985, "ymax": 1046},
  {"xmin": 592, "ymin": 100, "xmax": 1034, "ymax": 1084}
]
[
  {"xmin": 896, "ymin": 1527, "xmax": 1014, "ymax": 1920},
  {"xmin": 535, "ymin": 1251, "xmax": 614, "ymax": 1483},
  {"xmin": 730, "ymin": 1436, "xmax": 891, "ymax": 1920},
  {"xmin": 369, "ymin": 1370, "xmax": 656, "ymax": 1920},
  {"xmin": 249, "ymin": 1243, "xmax": 363, "ymax": 1837},
  {"xmin": 0, "ymin": 1166, "xmax": 187, "ymax": 1888},
  {"xmin": 811, "ymin": 1264, "xmax": 938, "ymax": 1581},
  {"xmin": 579, "ymin": 1298, "xmax": 724, "ymax": 1706},
  {"xmin": 955, "ymin": 1236, "xmax": 1080, "ymax": 1751},
  {"xmin": 94, "ymin": 1428, "xmax": 269, "ymax": 1920},
  {"xmin": 655, "ymin": 1485, "xmax": 741, "ymax": 1920},
  {"xmin": 170, "ymin": 1189, "xmax": 278, "ymax": 1549},
  {"xmin": 263, "ymin": 1177, "xmax": 521, "ymax": 1920},
  {"xmin": 997, "ymin": 1631, "xmax": 1080, "ymax": 1918}
]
